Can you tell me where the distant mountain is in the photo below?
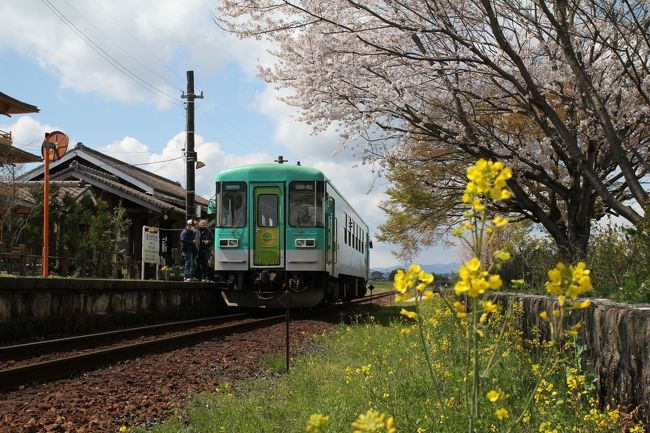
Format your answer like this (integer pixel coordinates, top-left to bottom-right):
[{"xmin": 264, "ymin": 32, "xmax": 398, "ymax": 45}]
[{"xmin": 371, "ymin": 263, "xmax": 460, "ymax": 275}]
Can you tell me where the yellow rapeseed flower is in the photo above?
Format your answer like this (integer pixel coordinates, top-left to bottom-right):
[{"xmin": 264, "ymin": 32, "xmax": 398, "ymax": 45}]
[
  {"xmin": 454, "ymin": 258, "xmax": 501, "ymax": 297},
  {"xmin": 400, "ymin": 308, "xmax": 418, "ymax": 319},
  {"xmin": 418, "ymin": 271, "xmax": 434, "ymax": 284},
  {"xmin": 464, "ymin": 159, "xmax": 512, "ymax": 205},
  {"xmin": 466, "ymin": 257, "xmax": 481, "ymax": 272},
  {"xmin": 487, "ymin": 390, "xmax": 500, "ymax": 402},
  {"xmin": 545, "ymin": 261, "xmax": 593, "ymax": 303},
  {"xmin": 492, "ymin": 216, "xmax": 509, "ymax": 227},
  {"xmin": 306, "ymin": 413, "xmax": 330, "ymax": 433},
  {"xmin": 453, "ymin": 301, "xmax": 467, "ymax": 319},
  {"xmin": 352, "ymin": 409, "xmax": 387, "ymax": 433},
  {"xmin": 488, "ymin": 275, "xmax": 503, "ymax": 289},
  {"xmin": 386, "ymin": 416, "xmax": 397, "ymax": 433},
  {"xmin": 495, "ymin": 408, "xmax": 509, "ymax": 421},
  {"xmin": 573, "ymin": 299, "xmax": 591, "ymax": 309},
  {"xmin": 482, "ymin": 300, "xmax": 499, "ymax": 314}
]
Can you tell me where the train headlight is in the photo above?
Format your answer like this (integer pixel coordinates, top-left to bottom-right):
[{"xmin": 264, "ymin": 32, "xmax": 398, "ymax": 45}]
[
  {"xmin": 219, "ymin": 239, "xmax": 239, "ymax": 248},
  {"xmin": 295, "ymin": 239, "xmax": 315, "ymax": 248}
]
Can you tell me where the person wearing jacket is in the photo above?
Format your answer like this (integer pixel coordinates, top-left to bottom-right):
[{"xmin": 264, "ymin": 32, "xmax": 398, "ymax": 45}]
[
  {"xmin": 195, "ymin": 219, "xmax": 213, "ymax": 281},
  {"xmin": 180, "ymin": 220, "xmax": 196, "ymax": 281}
]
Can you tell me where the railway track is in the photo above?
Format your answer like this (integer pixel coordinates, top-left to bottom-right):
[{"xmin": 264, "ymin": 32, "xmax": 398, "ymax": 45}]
[
  {"xmin": 0, "ymin": 313, "xmax": 248, "ymax": 363},
  {"xmin": 0, "ymin": 291, "xmax": 392, "ymax": 392}
]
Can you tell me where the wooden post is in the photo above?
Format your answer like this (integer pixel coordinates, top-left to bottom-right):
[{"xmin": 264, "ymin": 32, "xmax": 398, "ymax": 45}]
[
  {"xmin": 80, "ymin": 251, "xmax": 87, "ymax": 277},
  {"xmin": 61, "ymin": 247, "xmax": 70, "ymax": 276},
  {"xmin": 181, "ymin": 71, "xmax": 203, "ymax": 221},
  {"xmin": 19, "ymin": 244, "xmax": 26, "ymax": 276},
  {"xmin": 111, "ymin": 253, "xmax": 118, "ymax": 278}
]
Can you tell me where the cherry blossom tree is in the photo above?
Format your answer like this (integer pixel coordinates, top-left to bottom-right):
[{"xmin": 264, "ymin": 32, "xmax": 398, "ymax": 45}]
[{"xmin": 217, "ymin": 0, "xmax": 649, "ymax": 258}]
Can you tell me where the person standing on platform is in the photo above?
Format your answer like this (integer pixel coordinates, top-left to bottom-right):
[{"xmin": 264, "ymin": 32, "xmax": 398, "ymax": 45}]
[
  {"xmin": 180, "ymin": 220, "xmax": 196, "ymax": 281},
  {"xmin": 195, "ymin": 219, "xmax": 213, "ymax": 281}
]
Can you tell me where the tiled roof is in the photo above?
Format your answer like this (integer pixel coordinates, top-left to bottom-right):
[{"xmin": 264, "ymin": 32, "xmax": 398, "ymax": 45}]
[
  {"xmin": 0, "ymin": 91, "xmax": 39, "ymax": 115},
  {"xmin": 0, "ymin": 182, "xmax": 33, "ymax": 205},
  {"xmin": 0, "ymin": 142, "xmax": 41, "ymax": 164},
  {"xmin": 53, "ymin": 163, "xmax": 186, "ymax": 216},
  {"xmin": 0, "ymin": 181, "xmax": 91, "ymax": 209},
  {"xmin": 20, "ymin": 143, "xmax": 208, "ymax": 206}
]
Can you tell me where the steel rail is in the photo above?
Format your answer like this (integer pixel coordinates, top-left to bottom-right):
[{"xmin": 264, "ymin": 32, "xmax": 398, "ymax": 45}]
[
  {"xmin": 0, "ymin": 315, "xmax": 284, "ymax": 392},
  {"xmin": 0, "ymin": 313, "xmax": 248, "ymax": 362}
]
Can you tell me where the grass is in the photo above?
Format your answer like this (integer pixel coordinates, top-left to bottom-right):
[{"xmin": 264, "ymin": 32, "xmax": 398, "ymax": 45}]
[
  {"xmin": 367, "ymin": 280, "xmax": 394, "ymax": 294},
  {"xmin": 131, "ymin": 296, "xmax": 643, "ymax": 433}
]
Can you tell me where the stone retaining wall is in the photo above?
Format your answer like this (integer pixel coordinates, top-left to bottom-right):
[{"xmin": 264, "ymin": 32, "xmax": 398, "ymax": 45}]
[
  {"xmin": 0, "ymin": 278, "xmax": 224, "ymax": 343},
  {"xmin": 495, "ymin": 292, "xmax": 650, "ymax": 428}
]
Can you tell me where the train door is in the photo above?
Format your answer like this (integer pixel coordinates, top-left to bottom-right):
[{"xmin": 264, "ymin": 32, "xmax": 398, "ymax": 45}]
[
  {"xmin": 252, "ymin": 184, "xmax": 284, "ymax": 267},
  {"xmin": 325, "ymin": 195, "xmax": 336, "ymax": 275}
]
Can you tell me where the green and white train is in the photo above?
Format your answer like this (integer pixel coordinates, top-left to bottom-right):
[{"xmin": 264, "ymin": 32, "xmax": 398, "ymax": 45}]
[{"xmin": 211, "ymin": 158, "xmax": 370, "ymax": 308}]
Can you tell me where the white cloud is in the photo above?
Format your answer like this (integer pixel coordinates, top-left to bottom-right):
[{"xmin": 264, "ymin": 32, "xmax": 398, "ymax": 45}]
[
  {"xmin": 253, "ymin": 86, "xmax": 349, "ymax": 161},
  {"xmin": 0, "ymin": 116, "xmax": 56, "ymax": 153},
  {"xmin": 0, "ymin": 0, "xmax": 270, "ymax": 106},
  {"xmin": 96, "ymin": 131, "xmax": 271, "ymax": 198}
]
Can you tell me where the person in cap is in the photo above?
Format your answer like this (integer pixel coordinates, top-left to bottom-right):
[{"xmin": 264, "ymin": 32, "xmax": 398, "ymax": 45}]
[
  {"xmin": 195, "ymin": 219, "xmax": 213, "ymax": 281},
  {"xmin": 180, "ymin": 219, "xmax": 196, "ymax": 281}
]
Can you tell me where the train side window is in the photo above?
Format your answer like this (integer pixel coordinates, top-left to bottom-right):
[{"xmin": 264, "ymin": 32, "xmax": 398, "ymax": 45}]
[
  {"xmin": 290, "ymin": 181, "xmax": 324, "ymax": 227},
  {"xmin": 218, "ymin": 182, "xmax": 246, "ymax": 228},
  {"xmin": 258, "ymin": 194, "xmax": 278, "ymax": 227}
]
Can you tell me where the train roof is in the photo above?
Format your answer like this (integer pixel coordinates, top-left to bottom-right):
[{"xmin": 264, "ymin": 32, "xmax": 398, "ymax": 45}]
[{"xmin": 216, "ymin": 163, "xmax": 326, "ymax": 182}]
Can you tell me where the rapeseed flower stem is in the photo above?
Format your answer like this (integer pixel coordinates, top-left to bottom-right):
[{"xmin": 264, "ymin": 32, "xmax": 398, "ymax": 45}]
[
  {"xmin": 469, "ymin": 296, "xmax": 481, "ymax": 433},
  {"xmin": 504, "ymin": 355, "xmax": 559, "ymax": 433},
  {"xmin": 414, "ymin": 298, "xmax": 444, "ymax": 393}
]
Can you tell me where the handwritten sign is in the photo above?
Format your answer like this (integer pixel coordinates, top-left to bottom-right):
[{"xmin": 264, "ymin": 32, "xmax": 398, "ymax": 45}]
[{"xmin": 142, "ymin": 226, "xmax": 159, "ymax": 264}]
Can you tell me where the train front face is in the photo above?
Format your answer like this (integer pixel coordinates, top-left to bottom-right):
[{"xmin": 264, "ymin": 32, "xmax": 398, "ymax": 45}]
[{"xmin": 213, "ymin": 163, "xmax": 329, "ymax": 308}]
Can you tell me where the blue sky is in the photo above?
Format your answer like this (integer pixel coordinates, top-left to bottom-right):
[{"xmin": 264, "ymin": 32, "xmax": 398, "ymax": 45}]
[{"xmin": 0, "ymin": 0, "xmax": 461, "ymax": 268}]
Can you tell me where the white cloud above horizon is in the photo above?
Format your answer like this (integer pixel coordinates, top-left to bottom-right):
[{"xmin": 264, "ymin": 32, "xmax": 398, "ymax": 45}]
[{"xmin": 0, "ymin": 0, "xmax": 272, "ymax": 106}]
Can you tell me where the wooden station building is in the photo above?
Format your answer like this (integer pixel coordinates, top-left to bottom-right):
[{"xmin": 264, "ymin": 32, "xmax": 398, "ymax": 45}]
[{"xmin": 18, "ymin": 143, "xmax": 208, "ymax": 276}]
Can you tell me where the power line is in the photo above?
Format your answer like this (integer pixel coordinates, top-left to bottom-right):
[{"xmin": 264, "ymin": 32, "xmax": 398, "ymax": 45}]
[
  {"xmin": 59, "ymin": 0, "xmax": 182, "ymax": 92},
  {"xmin": 198, "ymin": 95, "xmax": 260, "ymax": 151},
  {"xmin": 39, "ymin": 0, "xmax": 182, "ymax": 106},
  {"xmin": 36, "ymin": 0, "xmax": 262, "ymax": 155},
  {"xmin": 131, "ymin": 156, "xmax": 184, "ymax": 166},
  {"xmin": 90, "ymin": 0, "xmax": 185, "ymax": 86}
]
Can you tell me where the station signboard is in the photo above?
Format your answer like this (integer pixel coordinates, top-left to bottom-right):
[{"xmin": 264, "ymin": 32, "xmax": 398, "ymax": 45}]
[{"xmin": 141, "ymin": 226, "xmax": 160, "ymax": 279}]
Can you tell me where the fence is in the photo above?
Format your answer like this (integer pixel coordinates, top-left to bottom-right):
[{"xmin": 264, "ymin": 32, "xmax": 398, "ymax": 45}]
[{"xmin": 0, "ymin": 244, "xmax": 141, "ymax": 278}]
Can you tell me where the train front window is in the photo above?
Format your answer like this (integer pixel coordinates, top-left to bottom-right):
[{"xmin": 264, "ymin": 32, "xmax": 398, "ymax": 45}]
[
  {"xmin": 257, "ymin": 194, "xmax": 278, "ymax": 227},
  {"xmin": 289, "ymin": 181, "xmax": 324, "ymax": 227},
  {"xmin": 217, "ymin": 182, "xmax": 246, "ymax": 228}
]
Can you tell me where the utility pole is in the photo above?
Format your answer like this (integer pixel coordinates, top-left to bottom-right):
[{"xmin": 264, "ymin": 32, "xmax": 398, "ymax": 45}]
[{"xmin": 181, "ymin": 70, "xmax": 203, "ymax": 222}]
